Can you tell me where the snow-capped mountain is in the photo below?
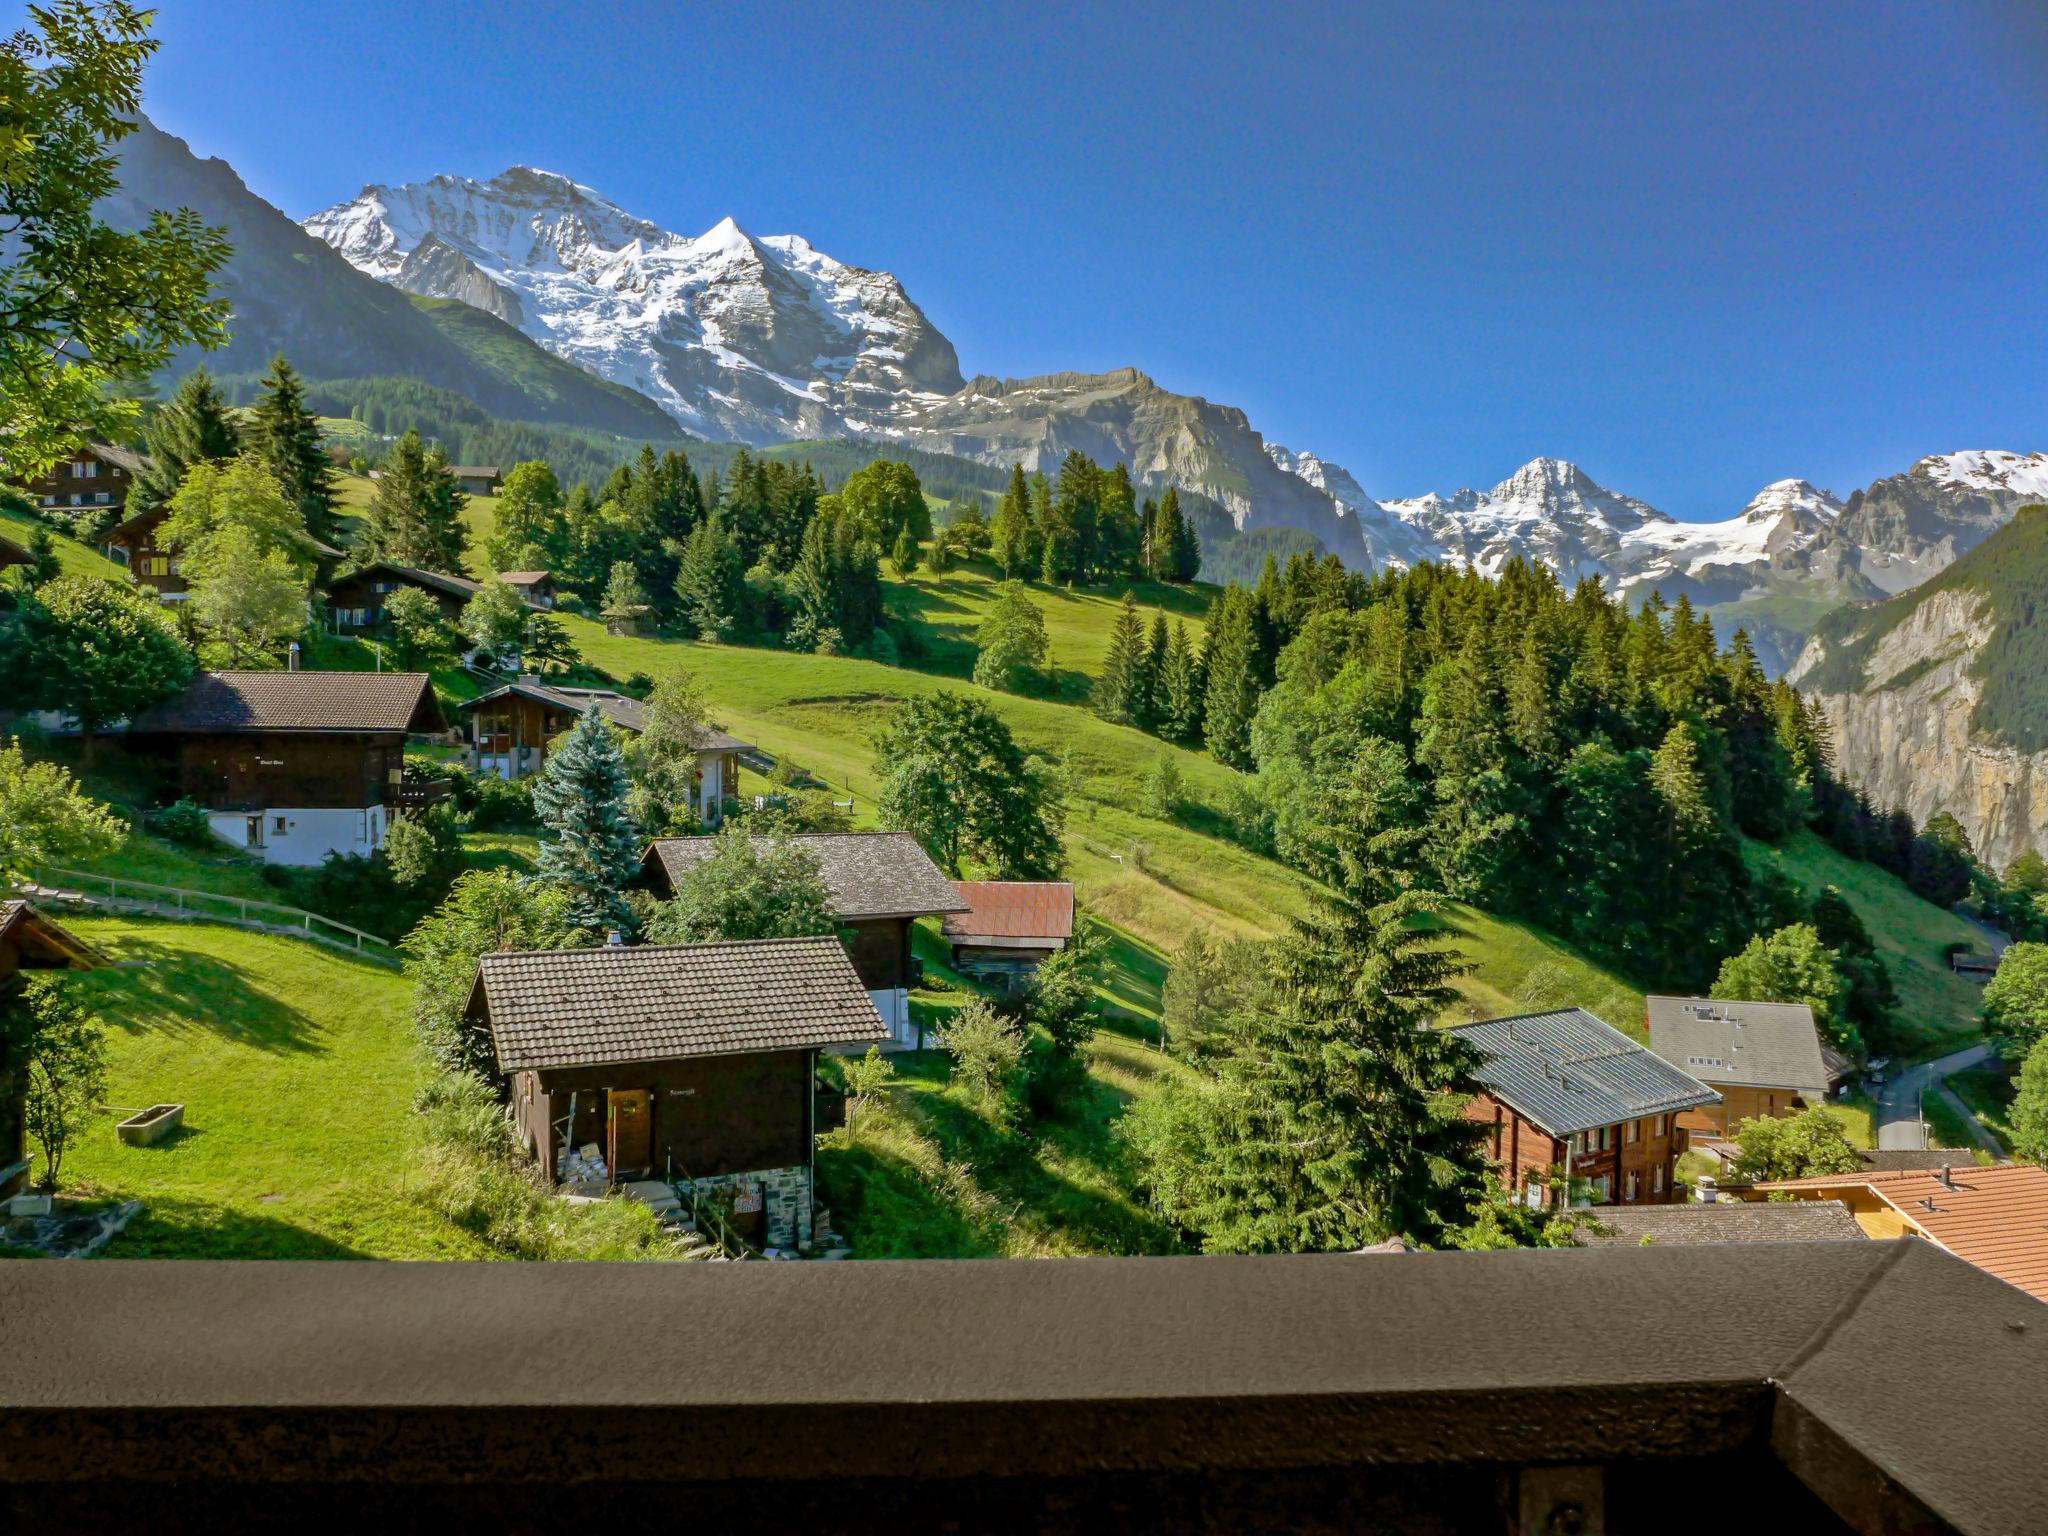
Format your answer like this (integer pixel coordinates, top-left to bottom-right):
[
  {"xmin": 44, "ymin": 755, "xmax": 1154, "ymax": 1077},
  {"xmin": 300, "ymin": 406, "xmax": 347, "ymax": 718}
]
[{"xmin": 305, "ymin": 167, "xmax": 965, "ymax": 443}]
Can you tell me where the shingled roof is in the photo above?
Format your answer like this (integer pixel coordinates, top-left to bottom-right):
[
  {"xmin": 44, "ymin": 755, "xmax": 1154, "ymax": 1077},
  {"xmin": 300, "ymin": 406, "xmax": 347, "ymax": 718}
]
[
  {"xmin": 1575, "ymin": 1199, "xmax": 1865, "ymax": 1247},
  {"xmin": 471, "ymin": 937, "xmax": 885, "ymax": 1072},
  {"xmin": 1646, "ymin": 995, "xmax": 1830, "ymax": 1097},
  {"xmin": 642, "ymin": 833, "xmax": 968, "ymax": 920},
  {"xmin": 0, "ymin": 901, "xmax": 105, "ymax": 971},
  {"xmin": 942, "ymin": 882, "xmax": 1076, "ymax": 944},
  {"xmin": 331, "ymin": 562, "xmax": 481, "ymax": 602},
  {"xmin": 126, "ymin": 672, "xmax": 445, "ymax": 735},
  {"xmin": 0, "ymin": 533, "xmax": 30, "ymax": 568},
  {"xmin": 1449, "ymin": 1009, "xmax": 1720, "ymax": 1138}
]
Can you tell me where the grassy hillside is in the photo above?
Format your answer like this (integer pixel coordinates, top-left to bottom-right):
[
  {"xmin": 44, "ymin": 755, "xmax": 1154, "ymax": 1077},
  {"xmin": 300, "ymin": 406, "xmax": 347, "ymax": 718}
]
[
  {"xmin": 1742, "ymin": 831, "xmax": 1989, "ymax": 1056},
  {"xmin": 1, "ymin": 507, "xmax": 128, "ymax": 581}
]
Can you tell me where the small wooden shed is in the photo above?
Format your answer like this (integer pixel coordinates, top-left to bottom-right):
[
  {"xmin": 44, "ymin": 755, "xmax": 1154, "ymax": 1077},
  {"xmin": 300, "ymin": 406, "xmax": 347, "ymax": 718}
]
[{"xmin": 942, "ymin": 881, "xmax": 1076, "ymax": 989}]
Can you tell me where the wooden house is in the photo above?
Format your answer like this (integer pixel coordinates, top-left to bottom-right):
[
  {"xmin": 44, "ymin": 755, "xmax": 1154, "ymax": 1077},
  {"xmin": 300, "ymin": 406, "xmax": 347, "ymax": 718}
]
[
  {"xmin": 1951, "ymin": 951, "xmax": 2000, "ymax": 981},
  {"xmin": 104, "ymin": 503, "xmax": 344, "ymax": 603},
  {"xmin": 1645, "ymin": 995, "xmax": 1832, "ymax": 1143},
  {"xmin": 470, "ymin": 935, "xmax": 885, "ymax": 1249},
  {"xmin": 1450, "ymin": 1008, "xmax": 1720, "ymax": 1209},
  {"xmin": 450, "ymin": 466, "xmax": 503, "ymax": 497},
  {"xmin": 121, "ymin": 670, "xmax": 447, "ymax": 866},
  {"xmin": 324, "ymin": 562, "xmax": 481, "ymax": 631},
  {"xmin": 639, "ymin": 832, "xmax": 968, "ymax": 1048},
  {"xmin": 19, "ymin": 441, "xmax": 145, "ymax": 526},
  {"xmin": 0, "ymin": 901, "xmax": 107, "ymax": 1195},
  {"xmin": 941, "ymin": 881, "xmax": 1075, "ymax": 989},
  {"xmin": 457, "ymin": 680, "xmax": 753, "ymax": 823},
  {"xmin": 497, "ymin": 570, "xmax": 556, "ymax": 609}
]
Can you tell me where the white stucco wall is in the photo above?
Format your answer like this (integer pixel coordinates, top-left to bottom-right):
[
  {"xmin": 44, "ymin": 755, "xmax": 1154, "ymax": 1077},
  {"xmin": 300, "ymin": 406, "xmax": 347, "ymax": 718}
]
[{"xmin": 207, "ymin": 806, "xmax": 387, "ymax": 867}]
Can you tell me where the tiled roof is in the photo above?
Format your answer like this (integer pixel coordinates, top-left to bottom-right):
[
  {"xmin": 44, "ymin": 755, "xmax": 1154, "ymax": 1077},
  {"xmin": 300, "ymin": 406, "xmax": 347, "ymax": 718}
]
[
  {"xmin": 473, "ymin": 937, "xmax": 885, "ymax": 1072},
  {"xmin": 1449, "ymin": 1009, "xmax": 1720, "ymax": 1138},
  {"xmin": 1646, "ymin": 995, "xmax": 1831, "ymax": 1096},
  {"xmin": 643, "ymin": 832, "xmax": 968, "ymax": 920},
  {"xmin": 330, "ymin": 562, "xmax": 481, "ymax": 601},
  {"xmin": 1575, "ymin": 1199, "xmax": 1865, "ymax": 1247},
  {"xmin": 942, "ymin": 882, "xmax": 1075, "ymax": 942},
  {"xmin": 0, "ymin": 900, "xmax": 106, "ymax": 969},
  {"xmin": 1757, "ymin": 1164, "xmax": 2048, "ymax": 1304},
  {"xmin": 127, "ymin": 671, "xmax": 446, "ymax": 735}
]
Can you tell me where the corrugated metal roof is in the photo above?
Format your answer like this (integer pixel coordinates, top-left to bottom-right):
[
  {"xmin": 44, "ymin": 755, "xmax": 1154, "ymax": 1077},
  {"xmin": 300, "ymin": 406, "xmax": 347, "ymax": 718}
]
[
  {"xmin": 1646, "ymin": 995, "xmax": 1831, "ymax": 1096},
  {"xmin": 942, "ymin": 882, "xmax": 1075, "ymax": 942},
  {"xmin": 474, "ymin": 937, "xmax": 885, "ymax": 1072},
  {"xmin": 1757, "ymin": 1164, "xmax": 2048, "ymax": 1304},
  {"xmin": 1449, "ymin": 1008, "xmax": 1720, "ymax": 1137},
  {"xmin": 126, "ymin": 671, "xmax": 445, "ymax": 735},
  {"xmin": 643, "ymin": 833, "xmax": 968, "ymax": 920}
]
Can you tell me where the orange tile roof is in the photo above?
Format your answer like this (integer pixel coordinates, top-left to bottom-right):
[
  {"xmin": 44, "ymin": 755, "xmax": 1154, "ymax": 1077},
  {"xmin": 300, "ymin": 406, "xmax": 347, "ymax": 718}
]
[
  {"xmin": 1757, "ymin": 1163, "xmax": 2048, "ymax": 1303},
  {"xmin": 942, "ymin": 881, "xmax": 1075, "ymax": 942}
]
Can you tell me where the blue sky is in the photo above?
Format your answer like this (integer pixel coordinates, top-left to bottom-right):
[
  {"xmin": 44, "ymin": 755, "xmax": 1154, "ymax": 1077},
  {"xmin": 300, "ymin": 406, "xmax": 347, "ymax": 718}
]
[{"xmin": 127, "ymin": 0, "xmax": 2048, "ymax": 520}]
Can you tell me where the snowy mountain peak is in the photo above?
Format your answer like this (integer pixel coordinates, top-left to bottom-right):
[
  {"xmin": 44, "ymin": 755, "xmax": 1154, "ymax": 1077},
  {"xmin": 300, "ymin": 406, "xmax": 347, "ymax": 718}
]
[
  {"xmin": 1917, "ymin": 450, "xmax": 2048, "ymax": 500},
  {"xmin": 304, "ymin": 169, "xmax": 963, "ymax": 441}
]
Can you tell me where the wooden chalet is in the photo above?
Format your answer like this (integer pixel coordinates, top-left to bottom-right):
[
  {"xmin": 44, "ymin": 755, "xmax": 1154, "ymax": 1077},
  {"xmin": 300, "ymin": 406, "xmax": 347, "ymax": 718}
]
[
  {"xmin": 18, "ymin": 441, "xmax": 145, "ymax": 524},
  {"xmin": 458, "ymin": 680, "xmax": 753, "ymax": 823},
  {"xmin": 639, "ymin": 832, "xmax": 968, "ymax": 1048},
  {"xmin": 324, "ymin": 562, "xmax": 481, "ymax": 630},
  {"xmin": 122, "ymin": 670, "xmax": 446, "ymax": 866},
  {"xmin": 1645, "ymin": 995, "xmax": 1833, "ymax": 1143},
  {"xmin": 450, "ymin": 466, "xmax": 503, "ymax": 496},
  {"xmin": 941, "ymin": 880, "xmax": 1075, "ymax": 989},
  {"xmin": 496, "ymin": 570, "xmax": 556, "ymax": 609},
  {"xmin": 1952, "ymin": 951, "xmax": 2000, "ymax": 981},
  {"xmin": 0, "ymin": 902, "xmax": 107, "ymax": 1195},
  {"xmin": 104, "ymin": 503, "xmax": 344, "ymax": 603},
  {"xmin": 1450, "ymin": 1008, "xmax": 1720, "ymax": 1209},
  {"xmin": 469, "ymin": 936, "xmax": 885, "ymax": 1249}
]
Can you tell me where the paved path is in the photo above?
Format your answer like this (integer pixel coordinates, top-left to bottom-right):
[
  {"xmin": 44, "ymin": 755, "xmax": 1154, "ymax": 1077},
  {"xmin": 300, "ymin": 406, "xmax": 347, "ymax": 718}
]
[{"xmin": 1875, "ymin": 1042, "xmax": 1997, "ymax": 1150}]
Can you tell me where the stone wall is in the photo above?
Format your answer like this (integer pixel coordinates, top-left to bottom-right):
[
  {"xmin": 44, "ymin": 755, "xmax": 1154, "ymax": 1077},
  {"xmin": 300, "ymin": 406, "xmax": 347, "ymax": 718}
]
[{"xmin": 679, "ymin": 1164, "xmax": 812, "ymax": 1251}]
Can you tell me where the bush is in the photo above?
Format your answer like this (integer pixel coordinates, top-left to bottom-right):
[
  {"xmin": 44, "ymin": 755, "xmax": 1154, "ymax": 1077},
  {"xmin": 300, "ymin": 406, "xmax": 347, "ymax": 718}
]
[
  {"xmin": 1143, "ymin": 755, "xmax": 1186, "ymax": 820},
  {"xmin": 152, "ymin": 798, "xmax": 217, "ymax": 848},
  {"xmin": 937, "ymin": 997, "xmax": 1026, "ymax": 1124},
  {"xmin": 471, "ymin": 772, "xmax": 537, "ymax": 831}
]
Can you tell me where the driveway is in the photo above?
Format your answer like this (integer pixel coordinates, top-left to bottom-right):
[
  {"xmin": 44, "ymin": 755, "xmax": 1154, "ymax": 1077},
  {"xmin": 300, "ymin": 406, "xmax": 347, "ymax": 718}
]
[{"xmin": 1874, "ymin": 1042, "xmax": 1997, "ymax": 1150}]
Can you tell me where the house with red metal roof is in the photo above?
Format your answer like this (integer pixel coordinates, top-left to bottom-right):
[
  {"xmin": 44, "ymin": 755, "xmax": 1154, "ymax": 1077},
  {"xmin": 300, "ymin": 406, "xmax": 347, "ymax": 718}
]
[{"xmin": 941, "ymin": 881, "xmax": 1075, "ymax": 989}]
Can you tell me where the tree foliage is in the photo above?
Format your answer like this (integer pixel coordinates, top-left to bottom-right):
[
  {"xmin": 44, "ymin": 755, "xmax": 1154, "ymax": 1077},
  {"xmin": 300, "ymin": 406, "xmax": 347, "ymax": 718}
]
[
  {"xmin": 972, "ymin": 580, "xmax": 1051, "ymax": 695},
  {"xmin": 1728, "ymin": 1106, "xmax": 1863, "ymax": 1182},
  {"xmin": 643, "ymin": 828, "xmax": 837, "ymax": 945},
  {"xmin": 0, "ymin": 742, "xmax": 121, "ymax": 884},
  {"xmin": 402, "ymin": 869, "xmax": 584, "ymax": 1076},
  {"xmin": 531, "ymin": 705, "xmax": 641, "ymax": 937},
  {"xmin": 1712, "ymin": 924, "xmax": 1855, "ymax": 1052},
  {"xmin": 359, "ymin": 429, "xmax": 468, "ymax": 573},
  {"xmin": 874, "ymin": 691, "xmax": 1063, "ymax": 878},
  {"xmin": 19, "ymin": 574, "xmax": 192, "ymax": 740},
  {"xmin": 3, "ymin": 975, "xmax": 108, "ymax": 1188},
  {"xmin": 1985, "ymin": 942, "xmax": 2048, "ymax": 1057}
]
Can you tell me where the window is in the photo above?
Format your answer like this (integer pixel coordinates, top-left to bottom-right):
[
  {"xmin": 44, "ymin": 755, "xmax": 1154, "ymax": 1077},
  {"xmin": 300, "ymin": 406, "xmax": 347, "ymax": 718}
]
[
  {"xmin": 145, "ymin": 557, "xmax": 169, "ymax": 577},
  {"xmin": 273, "ymin": 817, "xmax": 289, "ymax": 835},
  {"xmin": 72, "ymin": 459, "xmax": 96, "ymax": 477},
  {"xmin": 1590, "ymin": 1175, "xmax": 1610, "ymax": 1204},
  {"xmin": 40, "ymin": 494, "xmax": 54, "ymax": 506},
  {"xmin": 1597, "ymin": 1125, "xmax": 1613, "ymax": 1152},
  {"xmin": 1653, "ymin": 1163, "xmax": 1665, "ymax": 1195},
  {"xmin": 1626, "ymin": 1119, "xmax": 1640, "ymax": 1144},
  {"xmin": 245, "ymin": 816, "xmax": 264, "ymax": 848},
  {"xmin": 70, "ymin": 493, "xmax": 83, "ymax": 506},
  {"xmin": 1625, "ymin": 1171, "xmax": 1640, "ymax": 1202},
  {"xmin": 94, "ymin": 491, "xmax": 110, "ymax": 504}
]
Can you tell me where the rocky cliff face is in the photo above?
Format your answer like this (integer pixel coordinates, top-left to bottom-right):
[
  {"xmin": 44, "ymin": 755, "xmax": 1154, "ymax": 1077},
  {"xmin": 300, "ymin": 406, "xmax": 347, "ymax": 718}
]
[{"xmin": 1791, "ymin": 587, "xmax": 2048, "ymax": 872}]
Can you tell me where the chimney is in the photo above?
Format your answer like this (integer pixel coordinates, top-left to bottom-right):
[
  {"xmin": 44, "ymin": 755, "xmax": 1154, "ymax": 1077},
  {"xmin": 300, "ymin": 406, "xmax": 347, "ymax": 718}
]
[
  {"xmin": 1939, "ymin": 1163, "xmax": 1956, "ymax": 1191},
  {"xmin": 606, "ymin": 930, "xmax": 624, "ymax": 948},
  {"xmin": 287, "ymin": 641, "xmax": 300, "ymax": 671}
]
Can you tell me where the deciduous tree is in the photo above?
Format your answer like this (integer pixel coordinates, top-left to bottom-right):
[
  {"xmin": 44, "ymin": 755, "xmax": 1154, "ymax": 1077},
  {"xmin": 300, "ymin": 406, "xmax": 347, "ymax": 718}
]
[{"xmin": 874, "ymin": 691, "xmax": 1063, "ymax": 878}]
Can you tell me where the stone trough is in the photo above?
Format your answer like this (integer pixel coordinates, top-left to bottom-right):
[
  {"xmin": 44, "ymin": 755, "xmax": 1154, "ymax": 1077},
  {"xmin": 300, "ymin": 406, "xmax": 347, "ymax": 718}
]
[{"xmin": 115, "ymin": 1104, "xmax": 184, "ymax": 1147}]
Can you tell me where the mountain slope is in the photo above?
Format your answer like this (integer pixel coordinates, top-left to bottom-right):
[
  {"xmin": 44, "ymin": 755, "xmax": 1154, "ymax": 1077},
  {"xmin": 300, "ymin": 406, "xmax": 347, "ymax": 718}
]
[
  {"xmin": 102, "ymin": 119, "xmax": 679, "ymax": 438},
  {"xmin": 1791, "ymin": 503, "xmax": 2048, "ymax": 871}
]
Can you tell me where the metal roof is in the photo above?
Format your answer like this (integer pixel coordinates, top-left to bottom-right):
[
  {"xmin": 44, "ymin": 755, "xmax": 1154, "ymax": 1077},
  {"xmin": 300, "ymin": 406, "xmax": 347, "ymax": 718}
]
[
  {"xmin": 942, "ymin": 881, "xmax": 1075, "ymax": 942},
  {"xmin": 643, "ymin": 833, "xmax": 968, "ymax": 920},
  {"xmin": 1645, "ymin": 995, "xmax": 1831, "ymax": 1096},
  {"xmin": 1449, "ymin": 1008, "xmax": 1719, "ymax": 1137},
  {"xmin": 472, "ymin": 936, "xmax": 885, "ymax": 1072}
]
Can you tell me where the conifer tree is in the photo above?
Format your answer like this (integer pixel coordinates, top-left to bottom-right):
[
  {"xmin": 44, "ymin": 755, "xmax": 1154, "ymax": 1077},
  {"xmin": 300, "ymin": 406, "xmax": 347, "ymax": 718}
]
[
  {"xmin": 359, "ymin": 430, "xmax": 467, "ymax": 573},
  {"xmin": 1200, "ymin": 588, "xmax": 1264, "ymax": 770},
  {"xmin": 248, "ymin": 355, "xmax": 339, "ymax": 542},
  {"xmin": 532, "ymin": 704, "xmax": 641, "ymax": 937},
  {"xmin": 990, "ymin": 464, "xmax": 1033, "ymax": 578},
  {"xmin": 1159, "ymin": 619, "xmax": 1204, "ymax": 742},
  {"xmin": 1138, "ymin": 611, "xmax": 1169, "ymax": 729},
  {"xmin": 133, "ymin": 369, "xmax": 240, "ymax": 511},
  {"xmin": 675, "ymin": 508, "xmax": 742, "ymax": 641},
  {"xmin": 1038, "ymin": 533, "xmax": 1062, "ymax": 587},
  {"xmin": 890, "ymin": 523, "xmax": 920, "ymax": 577},
  {"xmin": 1092, "ymin": 591, "xmax": 1148, "ymax": 724}
]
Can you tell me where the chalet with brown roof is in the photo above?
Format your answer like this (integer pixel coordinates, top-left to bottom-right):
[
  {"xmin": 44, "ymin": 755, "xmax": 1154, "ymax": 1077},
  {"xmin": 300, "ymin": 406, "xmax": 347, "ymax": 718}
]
[
  {"xmin": 496, "ymin": 570, "xmax": 555, "ymax": 609},
  {"xmin": 1748, "ymin": 1162, "xmax": 2048, "ymax": 1303},
  {"xmin": 122, "ymin": 671, "xmax": 446, "ymax": 866},
  {"xmin": 450, "ymin": 466, "xmax": 502, "ymax": 496},
  {"xmin": 0, "ymin": 902, "xmax": 106, "ymax": 1195},
  {"xmin": 1450, "ymin": 1009, "xmax": 1720, "ymax": 1209},
  {"xmin": 942, "ymin": 881, "xmax": 1075, "ymax": 989},
  {"xmin": 102, "ymin": 502, "xmax": 345, "ymax": 603},
  {"xmin": 17, "ymin": 441, "xmax": 144, "ymax": 530},
  {"xmin": 455, "ymin": 680, "xmax": 753, "ymax": 823},
  {"xmin": 639, "ymin": 832, "xmax": 968, "ymax": 1047},
  {"xmin": 468, "ymin": 936, "xmax": 884, "ymax": 1248},
  {"xmin": 324, "ymin": 562, "xmax": 481, "ymax": 631},
  {"xmin": 1646, "ymin": 995, "xmax": 1832, "ymax": 1143}
]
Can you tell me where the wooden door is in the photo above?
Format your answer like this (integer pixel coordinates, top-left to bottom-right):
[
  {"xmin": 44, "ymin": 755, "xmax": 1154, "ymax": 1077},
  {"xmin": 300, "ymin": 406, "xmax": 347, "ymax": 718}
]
[{"xmin": 608, "ymin": 1088, "xmax": 652, "ymax": 1177}]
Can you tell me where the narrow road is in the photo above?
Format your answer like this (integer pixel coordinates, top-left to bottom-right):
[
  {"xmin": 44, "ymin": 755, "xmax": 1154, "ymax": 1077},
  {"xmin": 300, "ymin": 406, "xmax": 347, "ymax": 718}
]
[{"xmin": 1875, "ymin": 1042, "xmax": 1996, "ymax": 1150}]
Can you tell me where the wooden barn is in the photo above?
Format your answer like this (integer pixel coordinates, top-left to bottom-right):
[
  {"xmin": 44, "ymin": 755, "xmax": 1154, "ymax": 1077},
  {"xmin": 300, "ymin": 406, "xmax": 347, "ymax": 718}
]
[
  {"xmin": 324, "ymin": 562, "xmax": 481, "ymax": 631},
  {"xmin": 1451, "ymin": 1008, "xmax": 1719, "ymax": 1210},
  {"xmin": 639, "ymin": 832, "xmax": 967, "ymax": 1048},
  {"xmin": 122, "ymin": 670, "xmax": 447, "ymax": 866},
  {"xmin": 470, "ymin": 935, "xmax": 885, "ymax": 1249},
  {"xmin": 941, "ymin": 880, "xmax": 1075, "ymax": 989},
  {"xmin": 0, "ymin": 901, "xmax": 107, "ymax": 1195}
]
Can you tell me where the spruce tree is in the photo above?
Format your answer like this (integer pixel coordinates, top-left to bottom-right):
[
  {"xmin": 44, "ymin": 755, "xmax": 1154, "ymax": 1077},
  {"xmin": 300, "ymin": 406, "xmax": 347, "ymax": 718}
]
[
  {"xmin": 1138, "ymin": 611, "xmax": 1169, "ymax": 729},
  {"xmin": 675, "ymin": 508, "xmax": 741, "ymax": 641},
  {"xmin": 1092, "ymin": 591, "xmax": 1148, "ymax": 724},
  {"xmin": 1160, "ymin": 619, "xmax": 1203, "ymax": 742},
  {"xmin": 133, "ymin": 369, "xmax": 240, "ymax": 511},
  {"xmin": 248, "ymin": 355, "xmax": 339, "ymax": 542},
  {"xmin": 1162, "ymin": 485, "xmax": 1201, "ymax": 581},
  {"xmin": 532, "ymin": 704, "xmax": 641, "ymax": 938},
  {"xmin": 890, "ymin": 523, "xmax": 920, "ymax": 577},
  {"xmin": 416, "ymin": 442, "xmax": 471, "ymax": 573},
  {"xmin": 1200, "ymin": 588, "xmax": 1263, "ymax": 770},
  {"xmin": 359, "ymin": 430, "xmax": 467, "ymax": 572}
]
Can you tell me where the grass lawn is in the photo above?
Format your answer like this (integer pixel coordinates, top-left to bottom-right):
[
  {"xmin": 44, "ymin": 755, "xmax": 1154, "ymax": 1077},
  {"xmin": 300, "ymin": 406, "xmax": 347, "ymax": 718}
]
[
  {"xmin": 1921, "ymin": 1092, "xmax": 1989, "ymax": 1156},
  {"xmin": 1947, "ymin": 1060, "xmax": 2019, "ymax": 1153},
  {"xmin": 1823, "ymin": 1092, "xmax": 1877, "ymax": 1148},
  {"xmin": 0, "ymin": 506, "xmax": 128, "ymax": 582},
  {"xmin": 56, "ymin": 915, "xmax": 489, "ymax": 1259},
  {"xmin": 1742, "ymin": 831, "xmax": 1991, "ymax": 1056}
]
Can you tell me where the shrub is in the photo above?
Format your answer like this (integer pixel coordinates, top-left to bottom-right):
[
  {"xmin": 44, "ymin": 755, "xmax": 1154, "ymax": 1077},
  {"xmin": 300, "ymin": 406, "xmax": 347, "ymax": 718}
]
[
  {"xmin": 152, "ymin": 798, "xmax": 217, "ymax": 848},
  {"xmin": 470, "ymin": 772, "xmax": 536, "ymax": 831},
  {"xmin": 937, "ymin": 997, "xmax": 1026, "ymax": 1124},
  {"xmin": 1143, "ymin": 754, "xmax": 1186, "ymax": 820}
]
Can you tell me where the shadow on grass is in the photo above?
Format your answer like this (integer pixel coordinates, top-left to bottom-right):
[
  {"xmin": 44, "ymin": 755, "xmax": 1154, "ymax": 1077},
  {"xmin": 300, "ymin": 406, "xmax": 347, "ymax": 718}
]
[
  {"xmin": 71, "ymin": 938, "xmax": 324, "ymax": 1054},
  {"xmin": 815, "ymin": 1140, "xmax": 997, "ymax": 1259},
  {"xmin": 84, "ymin": 1194, "xmax": 372, "ymax": 1260}
]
